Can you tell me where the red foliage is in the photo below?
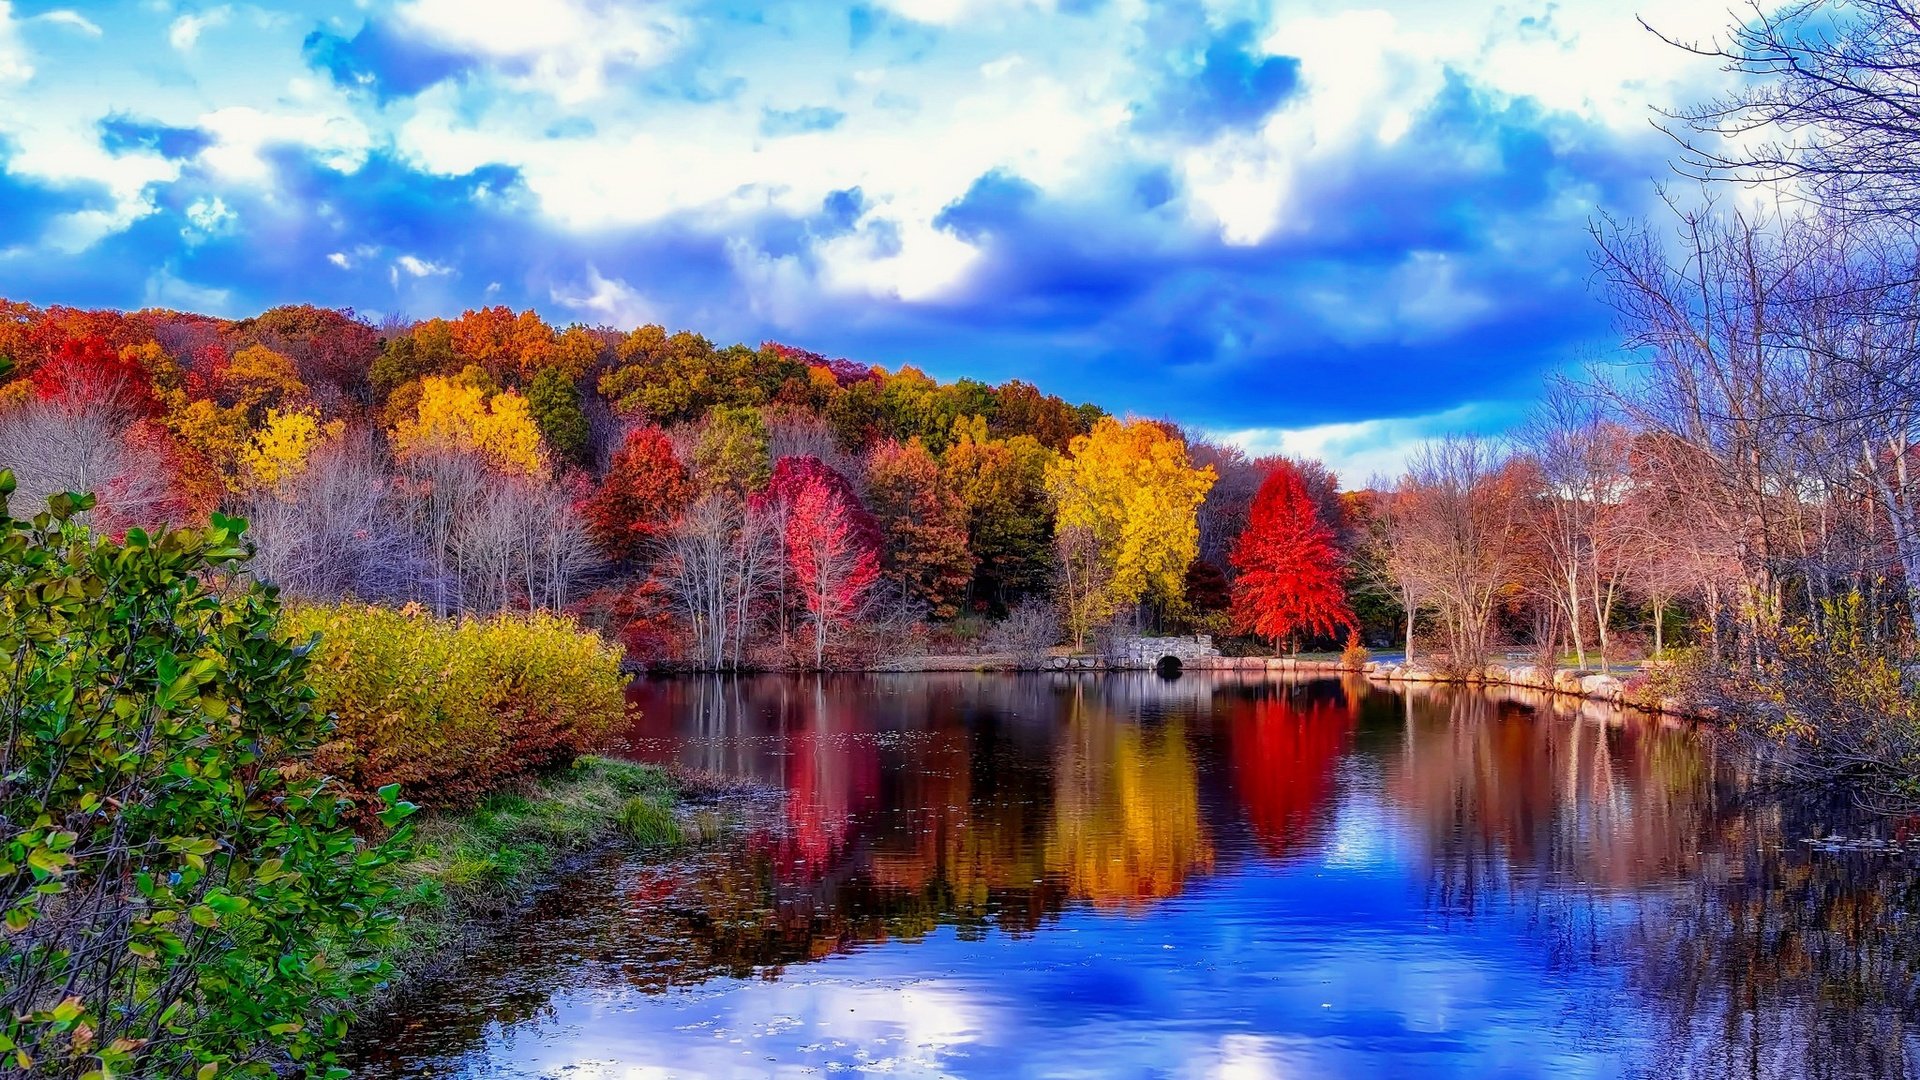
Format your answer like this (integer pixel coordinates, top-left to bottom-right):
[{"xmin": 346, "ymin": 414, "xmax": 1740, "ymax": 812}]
[
  {"xmin": 763, "ymin": 342, "xmax": 877, "ymax": 387},
  {"xmin": 785, "ymin": 474, "xmax": 880, "ymax": 664},
  {"xmin": 584, "ymin": 425, "xmax": 697, "ymax": 563},
  {"xmin": 575, "ymin": 579, "xmax": 686, "ymax": 666},
  {"xmin": 756, "ymin": 455, "xmax": 881, "ymax": 549},
  {"xmin": 29, "ymin": 335, "xmax": 160, "ymax": 418},
  {"xmin": 94, "ymin": 420, "xmax": 220, "ymax": 534},
  {"xmin": 232, "ymin": 304, "xmax": 381, "ymax": 396},
  {"xmin": 1229, "ymin": 460, "xmax": 1354, "ymax": 646}
]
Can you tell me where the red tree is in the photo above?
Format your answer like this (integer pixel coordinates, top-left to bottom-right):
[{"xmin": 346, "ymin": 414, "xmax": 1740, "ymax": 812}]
[
  {"xmin": 1229, "ymin": 460, "xmax": 1354, "ymax": 648},
  {"xmin": 785, "ymin": 475, "xmax": 880, "ymax": 668},
  {"xmin": 756, "ymin": 455, "xmax": 881, "ymax": 548},
  {"xmin": 94, "ymin": 420, "xmax": 220, "ymax": 534},
  {"xmin": 584, "ymin": 425, "xmax": 697, "ymax": 563},
  {"xmin": 29, "ymin": 335, "xmax": 160, "ymax": 419}
]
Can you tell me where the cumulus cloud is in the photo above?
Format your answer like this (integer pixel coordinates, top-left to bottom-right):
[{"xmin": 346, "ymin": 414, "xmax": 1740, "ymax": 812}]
[{"xmin": 0, "ymin": 0, "xmax": 1744, "ymax": 436}]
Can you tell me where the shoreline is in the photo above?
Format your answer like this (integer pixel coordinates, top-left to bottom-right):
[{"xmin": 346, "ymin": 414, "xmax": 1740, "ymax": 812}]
[
  {"xmin": 633, "ymin": 653, "xmax": 1699, "ymax": 720},
  {"xmin": 348, "ymin": 758, "xmax": 776, "ymax": 1024}
]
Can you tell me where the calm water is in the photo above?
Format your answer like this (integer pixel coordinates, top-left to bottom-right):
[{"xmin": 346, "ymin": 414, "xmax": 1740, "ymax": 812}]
[{"xmin": 348, "ymin": 674, "xmax": 1920, "ymax": 1079}]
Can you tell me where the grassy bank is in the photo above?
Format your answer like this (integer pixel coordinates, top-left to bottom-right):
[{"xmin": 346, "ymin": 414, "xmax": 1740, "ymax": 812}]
[{"xmin": 365, "ymin": 756, "xmax": 686, "ymax": 999}]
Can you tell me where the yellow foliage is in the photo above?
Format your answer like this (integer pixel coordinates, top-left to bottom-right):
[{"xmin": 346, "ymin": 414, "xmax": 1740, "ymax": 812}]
[
  {"xmin": 162, "ymin": 395, "xmax": 251, "ymax": 490},
  {"xmin": 283, "ymin": 603, "xmax": 628, "ymax": 808},
  {"xmin": 1046, "ymin": 416, "xmax": 1215, "ymax": 615},
  {"xmin": 389, "ymin": 374, "xmax": 547, "ymax": 476},
  {"xmin": 222, "ymin": 344, "xmax": 309, "ymax": 419},
  {"xmin": 241, "ymin": 407, "xmax": 343, "ymax": 494},
  {"xmin": 0, "ymin": 378, "xmax": 32, "ymax": 412}
]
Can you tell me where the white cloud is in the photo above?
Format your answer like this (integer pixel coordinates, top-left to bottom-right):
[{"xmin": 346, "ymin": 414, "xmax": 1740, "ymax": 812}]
[
  {"xmin": 182, "ymin": 195, "xmax": 235, "ymax": 241},
  {"xmin": 0, "ymin": 1, "xmax": 31, "ymax": 84},
  {"xmin": 870, "ymin": 0, "xmax": 1051, "ymax": 24},
  {"xmin": 551, "ymin": 266, "xmax": 656, "ymax": 326},
  {"xmin": 391, "ymin": 0, "xmax": 688, "ymax": 102},
  {"xmin": 327, "ymin": 251, "xmax": 350, "ymax": 268},
  {"xmin": 198, "ymin": 105, "xmax": 371, "ymax": 181},
  {"xmin": 168, "ymin": 5, "xmax": 230, "ymax": 51},
  {"xmin": 1216, "ymin": 401, "xmax": 1516, "ymax": 488},
  {"xmin": 34, "ymin": 10, "xmax": 102, "ymax": 36},
  {"xmin": 394, "ymin": 254, "xmax": 452, "ymax": 278}
]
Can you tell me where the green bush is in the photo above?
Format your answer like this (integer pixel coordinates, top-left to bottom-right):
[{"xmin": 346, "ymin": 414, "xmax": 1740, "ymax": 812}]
[
  {"xmin": 0, "ymin": 473, "xmax": 416, "ymax": 1079},
  {"xmin": 285, "ymin": 604, "xmax": 629, "ymax": 810}
]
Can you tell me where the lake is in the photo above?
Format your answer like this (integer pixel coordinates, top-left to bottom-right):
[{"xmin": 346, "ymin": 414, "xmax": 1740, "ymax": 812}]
[{"xmin": 346, "ymin": 673, "xmax": 1920, "ymax": 1079}]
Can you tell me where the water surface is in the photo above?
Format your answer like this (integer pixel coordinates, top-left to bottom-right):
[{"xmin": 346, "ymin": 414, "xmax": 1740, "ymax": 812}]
[{"xmin": 348, "ymin": 673, "xmax": 1920, "ymax": 1079}]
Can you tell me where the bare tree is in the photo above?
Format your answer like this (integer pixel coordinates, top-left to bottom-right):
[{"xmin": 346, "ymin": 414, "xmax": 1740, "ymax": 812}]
[
  {"xmin": 0, "ymin": 402, "xmax": 197, "ymax": 529},
  {"xmin": 240, "ymin": 428, "xmax": 415, "ymax": 601},
  {"xmin": 654, "ymin": 494, "xmax": 780, "ymax": 669},
  {"xmin": 1517, "ymin": 384, "xmax": 1636, "ymax": 670},
  {"xmin": 1395, "ymin": 436, "xmax": 1526, "ymax": 675},
  {"xmin": 1656, "ymin": 0, "xmax": 1920, "ymax": 221}
]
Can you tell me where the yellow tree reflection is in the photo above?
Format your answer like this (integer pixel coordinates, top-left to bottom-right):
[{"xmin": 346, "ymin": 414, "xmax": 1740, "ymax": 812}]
[{"xmin": 1044, "ymin": 688, "xmax": 1214, "ymax": 910}]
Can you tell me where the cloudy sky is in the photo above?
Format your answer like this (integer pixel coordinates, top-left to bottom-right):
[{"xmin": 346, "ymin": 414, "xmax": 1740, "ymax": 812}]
[{"xmin": 0, "ymin": 0, "xmax": 1738, "ymax": 479}]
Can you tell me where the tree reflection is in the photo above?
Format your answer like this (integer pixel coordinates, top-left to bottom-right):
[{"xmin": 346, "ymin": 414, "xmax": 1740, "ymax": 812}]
[
  {"xmin": 1386, "ymin": 685, "xmax": 1920, "ymax": 1078},
  {"xmin": 1043, "ymin": 686, "xmax": 1214, "ymax": 910},
  {"xmin": 352, "ymin": 674, "xmax": 1920, "ymax": 1079},
  {"xmin": 1226, "ymin": 684, "xmax": 1356, "ymax": 860}
]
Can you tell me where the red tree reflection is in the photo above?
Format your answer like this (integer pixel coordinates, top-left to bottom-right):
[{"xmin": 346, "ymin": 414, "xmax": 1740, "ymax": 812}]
[{"xmin": 1230, "ymin": 691, "xmax": 1356, "ymax": 860}]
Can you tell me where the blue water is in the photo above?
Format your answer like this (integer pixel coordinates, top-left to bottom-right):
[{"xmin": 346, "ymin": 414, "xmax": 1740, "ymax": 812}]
[{"xmin": 348, "ymin": 674, "xmax": 1920, "ymax": 1079}]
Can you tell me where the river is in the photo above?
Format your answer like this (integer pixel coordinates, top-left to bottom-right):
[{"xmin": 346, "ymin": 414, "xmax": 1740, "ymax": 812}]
[{"xmin": 345, "ymin": 672, "xmax": 1920, "ymax": 1079}]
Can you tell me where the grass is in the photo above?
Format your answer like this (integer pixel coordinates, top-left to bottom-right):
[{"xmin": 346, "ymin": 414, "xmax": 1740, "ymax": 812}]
[{"xmin": 368, "ymin": 756, "xmax": 684, "ymax": 980}]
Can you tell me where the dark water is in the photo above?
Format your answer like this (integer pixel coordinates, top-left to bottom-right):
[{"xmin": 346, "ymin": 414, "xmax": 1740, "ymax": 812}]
[{"xmin": 348, "ymin": 674, "xmax": 1920, "ymax": 1079}]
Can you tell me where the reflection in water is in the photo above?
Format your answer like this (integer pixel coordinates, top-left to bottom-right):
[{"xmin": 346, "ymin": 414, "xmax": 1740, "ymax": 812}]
[
  {"xmin": 1044, "ymin": 686, "xmax": 1213, "ymax": 909},
  {"xmin": 348, "ymin": 674, "xmax": 1920, "ymax": 1079}
]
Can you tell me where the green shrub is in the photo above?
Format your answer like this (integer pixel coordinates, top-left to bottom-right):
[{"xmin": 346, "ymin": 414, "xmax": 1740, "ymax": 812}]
[
  {"xmin": 0, "ymin": 474, "xmax": 416, "ymax": 1079},
  {"xmin": 285, "ymin": 605, "xmax": 630, "ymax": 811}
]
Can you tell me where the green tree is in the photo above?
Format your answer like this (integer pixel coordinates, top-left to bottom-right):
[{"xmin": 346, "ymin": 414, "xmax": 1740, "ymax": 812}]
[
  {"xmin": 0, "ymin": 474, "xmax": 416, "ymax": 1078},
  {"xmin": 527, "ymin": 366, "xmax": 592, "ymax": 468},
  {"xmin": 944, "ymin": 416, "xmax": 1054, "ymax": 614},
  {"xmin": 691, "ymin": 405, "xmax": 771, "ymax": 494}
]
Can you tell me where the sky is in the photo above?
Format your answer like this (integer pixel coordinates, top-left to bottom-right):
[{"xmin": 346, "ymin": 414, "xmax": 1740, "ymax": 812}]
[{"xmin": 0, "ymin": 0, "xmax": 1742, "ymax": 481}]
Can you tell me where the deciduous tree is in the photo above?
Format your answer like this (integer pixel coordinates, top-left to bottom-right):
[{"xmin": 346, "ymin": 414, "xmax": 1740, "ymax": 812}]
[
  {"xmin": 1046, "ymin": 417, "xmax": 1216, "ymax": 634},
  {"xmin": 865, "ymin": 439, "xmax": 973, "ymax": 618},
  {"xmin": 390, "ymin": 373, "xmax": 547, "ymax": 476},
  {"xmin": 786, "ymin": 475, "xmax": 880, "ymax": 668},
  {"xmin": 584, "ymin": 424, "xmax": 696, "ymax": 563},
  {"xmin": 1228, "ymin": 460, "xmax": 1355, "ymax": 650}
]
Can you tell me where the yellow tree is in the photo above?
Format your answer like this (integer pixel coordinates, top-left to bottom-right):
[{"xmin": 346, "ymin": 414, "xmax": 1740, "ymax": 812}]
[
  {"xmin": 162, "ymin": 395, "xmax": 251, "ymax": 492},
  {"xmin": 241, "ymin": 407, "xmax": 344, "ymax": 494},
  {"xmin": 1045, "ymin": 417, "xmax": 1215, "ymax": 646},
  {"xmin": 221, "ymin": 344, "xmax": 310, "ymax": 422},
  {"xmin": 390, "ymin": 373, "xmax": 546, "ymax": 475}
]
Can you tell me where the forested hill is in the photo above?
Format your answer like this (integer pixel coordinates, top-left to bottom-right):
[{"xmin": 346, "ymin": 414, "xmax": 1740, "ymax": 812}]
[
  {"xmin": 0, "ymin": 300, "xmax": 1109, "ymax": 463},
  {"xmin": 1, "ymin": 298, "xmax": 1342, "ymax": 669}
]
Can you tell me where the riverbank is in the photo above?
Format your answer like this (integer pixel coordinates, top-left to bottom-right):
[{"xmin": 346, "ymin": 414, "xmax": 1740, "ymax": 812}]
[{"xmin": 353, "ymin": 756, "xmax": 745, "ymax": 1016}]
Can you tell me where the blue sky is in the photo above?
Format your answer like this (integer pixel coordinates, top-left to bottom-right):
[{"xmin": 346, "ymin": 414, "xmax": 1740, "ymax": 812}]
[{"xmin": 0, "ymin": 0, "xmax": 1737, "ymax": 480}]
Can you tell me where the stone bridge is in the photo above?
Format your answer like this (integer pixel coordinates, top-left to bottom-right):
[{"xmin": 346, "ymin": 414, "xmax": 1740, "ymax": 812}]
[{"xmin": 1109, "ymin": 634, "xmax": 1221, "ymax": 670}]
